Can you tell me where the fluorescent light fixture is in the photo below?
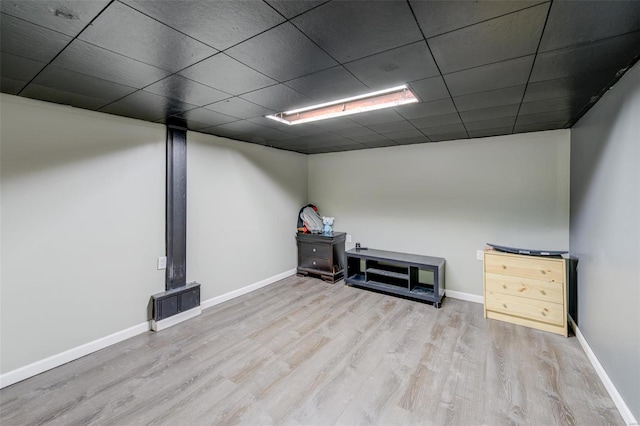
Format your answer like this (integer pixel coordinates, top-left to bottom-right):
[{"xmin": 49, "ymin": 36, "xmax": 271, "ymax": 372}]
[{"xmin": 265, "ymin": 84, "xmax": 418, "ymax": 125}]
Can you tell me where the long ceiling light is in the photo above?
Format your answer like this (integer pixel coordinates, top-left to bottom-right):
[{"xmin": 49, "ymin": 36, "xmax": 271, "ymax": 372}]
[{"xmin": 265, "ymin": 84, "xmax": 418, "ymax": 125}]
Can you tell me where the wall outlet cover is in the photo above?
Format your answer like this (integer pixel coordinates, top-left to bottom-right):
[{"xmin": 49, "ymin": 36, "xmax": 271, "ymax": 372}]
[
  {"xmin": 157, "ymin": 256, "xmax": 167, "ymax": 270},
  {"xmin": 346, "ymin": 234, "xmax": 352, "ymax": 243},
  {"xmin": 476, "ymin": 250, "xmax": 484, "ymax": 261}
]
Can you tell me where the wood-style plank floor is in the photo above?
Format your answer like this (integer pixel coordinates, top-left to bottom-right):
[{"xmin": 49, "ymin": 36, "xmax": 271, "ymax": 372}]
[{"xmin": 0, "ymin": 276, "xmax": 624, "ymax": 425}]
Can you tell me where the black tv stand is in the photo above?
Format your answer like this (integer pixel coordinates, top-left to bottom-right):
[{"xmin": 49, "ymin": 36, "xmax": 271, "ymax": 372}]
[{"xmin": 344, "ymin": 248, "xmax": 445, "ymax": 307}]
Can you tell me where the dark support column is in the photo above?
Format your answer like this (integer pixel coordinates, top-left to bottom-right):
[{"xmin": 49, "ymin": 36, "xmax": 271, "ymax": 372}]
[
  {"xmin": 150, "ymin": 119, "xmax": 200, "ymax": 326},
  {"xmin": 166, "ymin": 124, "xmax": 187, "ymax": 290}
]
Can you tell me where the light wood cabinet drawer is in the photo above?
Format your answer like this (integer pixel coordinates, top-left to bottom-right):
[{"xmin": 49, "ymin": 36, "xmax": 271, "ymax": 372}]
[
  {"xmin": 485, "ymin": 273, "xmax": 563, "ymax": 304},
  {"xmin": 485, "ymin": 291, "xmax": 564, "ymax": 326},
  {"xmin": 484, "ymin": 252, "xmax": 564, "ymax": 282}
]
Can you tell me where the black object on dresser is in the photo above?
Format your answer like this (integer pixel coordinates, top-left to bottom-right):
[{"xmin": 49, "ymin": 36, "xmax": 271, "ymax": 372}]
[
  {"xmin": 345, "ymin": 248, "xmax": 446, "ymax": 308},
  {"xmin": 296, "ymin": 232, "xmax": 346, "ymax": 283}
]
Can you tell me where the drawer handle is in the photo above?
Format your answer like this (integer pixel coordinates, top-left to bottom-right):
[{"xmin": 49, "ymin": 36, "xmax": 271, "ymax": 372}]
[
  {"xmin": 502, "ymin": 284, "xmax": 507, "ymax": 289},
  {"xmin": 540, "ymin": 308, "xmax": 549, "ymax": 316},
  {"xmin": 502, "ymin": 303, "xmax": 507, "ymax": 309},
  {"xmin": 518, "ymin": 287, "xmax": 526, "ymax": 292},
  {"xmin": 540, "ymin": 270, "xmax": 546, "ymax": 275},
  {"xmin": 313, "ymin": 261, "xmax": 317, "ymax": 265},
  {"xmin": 501, "ymin": 265, "xmax": 507, "ymax": 270},
  {"xmin": 312, "ymin": 248, "xmax": 316, "ymax": 252},
  {"xmin": 540, "ymin": 290, "xmax": 546, "ymax": 295}
]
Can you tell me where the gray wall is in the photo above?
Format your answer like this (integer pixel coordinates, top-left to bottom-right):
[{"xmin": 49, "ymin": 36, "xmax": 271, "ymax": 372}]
[
  {"xmin": 186, "ymin": 131, "xmax": 307, "ymax": 301},
  {"xmin": 570, "ymin": 62, "xmax": 640, "ymax": 419},
  {"xmin": 0, "ymin": 95, "xmax": 166, "ymax": 373},
  {"xmin": 308, "ymin": 130, "xmax": 570, "ymax": 296}
]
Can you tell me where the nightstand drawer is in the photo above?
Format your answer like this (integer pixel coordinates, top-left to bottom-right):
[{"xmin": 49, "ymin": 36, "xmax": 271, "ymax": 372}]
[
  {"xmin": 485, "ymin": 273, "xmax": 563, "ymax": 304},
  {"xmin": 299, "ymin": 242, "xmax": 330, "ymax": 259},
  {"xmin": 485, "ymin": 292, "xmax": 564, "ymax": 325},
  {"xmin": 484, "ymin": 253, "xmax": 564, "ymax": 282},
  {"xmin": 299, "ymin": 256, "xmax": 332, "ymax": 272}
]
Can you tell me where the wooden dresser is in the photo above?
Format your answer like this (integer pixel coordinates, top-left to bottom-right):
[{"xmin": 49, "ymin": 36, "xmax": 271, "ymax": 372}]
[
  {"xmin": 296, "ymin": 232, "xmax": 345, "ymax": 283},
  {"xmin": 483, "ymin": 250, "xmax": 568, "ymax": 336}
]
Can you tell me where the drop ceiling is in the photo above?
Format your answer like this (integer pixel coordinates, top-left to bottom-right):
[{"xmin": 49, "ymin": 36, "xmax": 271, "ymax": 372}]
[{"xmin": 1, "ymin": 0, "xmax": 638, "ymax": 154}]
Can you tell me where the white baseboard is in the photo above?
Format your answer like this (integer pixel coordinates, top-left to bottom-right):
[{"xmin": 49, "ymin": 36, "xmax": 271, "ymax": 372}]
[
  {"xmin": 0, "ymin": 268, "xmax": 296, "ymax": 389},
  {"xmin": 569, "ymin": 316, "xmax": 638, "ymax": 425},
  {"xmin": 446, "ymin": 289, "xmax": 484, "ymax": 304},
  {"xmin": 150, "ymin": 306, "xmax": 202, "ymax": 332},
  {"xmin": 201, "ymin": 268, "xmax": 297, "ymax": 310},
  {"xmin": 0, "ymin": 322, "xmax": 150, "ymax": 389}
]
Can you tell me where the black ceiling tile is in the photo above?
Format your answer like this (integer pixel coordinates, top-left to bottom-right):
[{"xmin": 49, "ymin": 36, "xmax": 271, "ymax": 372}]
[
  {"xmin": 179, "ymin": 54, "xmax": 277, "ymax": 96},
  {"xmin": 226, "ymin": 23, "xmax": 337, "ymax": 82},
  {"xmin": 336, "ymin": 143, "xmax": 368, "ymax": 152},
  {"xmin": 175, "ymin": 107, "xmax": 239, "ymax": 130},
  {"xmin": 23, "ymin": 65, "xmax": 137, "ymax": 108},
  {"xmin": 530, "ymin": 32, "xmax": 640, "ymax": 83},
  {"xmin": 344, "ymin": 41, "xmax": 439, "ymax": 89},
  {"xmin": 205, "ymin": 97, "xmax": 274, "ymax": 120},
  {"xmin": 428, "ymin": 3, "xmax": 548, "ymax": 74},
  {"xmin": 514, "ymin": 120, "xmax": 567, "ymax": 133},
  {"xmin": 468, "ymin": 127, "xmax": 514, "ymax": 138},
  {"xmin": 410, "ymin": 0, "xmax": 545, "ymax": 39},
  {"xmin": 78, "ymin": 2, "xmax": 216, "ymax": 73},
  {"xmin": 395, "ymin": 98, "xmax": 457, "ymax": 120},
  {"xmin": 122, "ymin": 0, "xmax": 285, "ymax": 51},
  {"xmin": 309, "ymin": 117, "xmax": 361, "ymax": 131},
  {"xmin": 349, "ymin": 109, "xmax": 406, "ymax": 126},
  {"xmin": 266, "ymin": 1, "xmax": 328, "ymax": 19},
  {"xmin": 540, "ymin": 1, "xmax": 640, "ymax": 52},
  {"xmin": 362, "ymin": 140, "xmax": 399, "ymax": 148},
  {"xmin": 453, "ymin": 85, "xmax": 526, "ymax": 112},
  {"xmin": 368, "ymin": 120, "xmax": 416, "ymax": 134},
  {"xmin": 519, "ymin": 96, "xmax": 591, "ymax": 117},
  {"xmin": 408, "ymin": 76, "xmax": 450, "ymax": 103},
  {"xmin": 240, "ymin": 84, "xmax": 312, "ymax": 111},
  {"xmin": 349, "ymin": 134, "xmax": 391, "ymax": 144},
  {"xmin": 0, "ymin": 0, "xmax": 109, "ymax": 37},
  {"xmin": 304, "ymin": 132, "xmax": 352, "ymax": 145},
  {"xmin": 258, "ymin": 128, "xmax": 297, "ymax": 141},
  {"xmin": 285, "ymin": 66, "xmax": 368, "ymax": 103},
  {"xmin": 99, "ymin": 91, "xmax": 196, "ymax": 122},
  {"xmin": 145, "ymin": 75, "xmax": 231, "ymax": 107},
  {"xmin": 515, "ymin": 110, "xmax": 571, "ymax": 126},
  {"xmin": 210, "ymin": 120, "xmax": 273, "ymax": 135},
  {"xmin": 51, "ymin": 40, "xmax": 171, "ymax": 88},
  {"xmin": 384, "ymin": 129, "xmax": 425, "ymax": 141},
  {"xmin": 422, "ymin": 123, "xmax": 467, "ymax": 136},
  {"xmin": 464, "ymin": 117, "xmax": 516, "ymax": 131},
  {"xmin": 444, "ymin": 55, "xmax": 535, "ymax": 97},
  {"xmin": 247, "ymin": 116, "xmax": 294, "ymax": 131},
  {"xmin": 410, "ymin": 113, "xmax": 462, "ymax": 129},
  {"xmin": 459, "ymin": 104, "xmax": 520, "ymax": 122},
  {"xmin": 523, "ymin": 69, "xmax": 617, "ymax": 102},
  {"xmin": 1, "ymin": 14, "xmax": 72, "ymax": 63},
  {"xmin": 274, "ymin": 124, "xmax": 324, "ymax": 137},
  {"xmin": 292, "ymin": 1, "xmax": 422, "ymax": 62},
  {"xmin": 334, "ymin": 126, "xmax": 378, "ymax": 138},
  {"xmin": 199, "ymin": 126, "xmax": 244, "ymax": 139},
  {"xmin": 20, "ymin": 84, "xmax": 112, "ymax": 110},
  {"xmin": 428, "ymin": 131, "xmax": 469, "ymax": 142},
  {"xmin": 0, "ymin": 52, "xmax": 45, "ymax": 93}
]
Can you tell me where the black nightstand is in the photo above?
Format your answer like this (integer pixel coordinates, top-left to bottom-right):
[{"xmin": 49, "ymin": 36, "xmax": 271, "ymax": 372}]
[{"xmin": 296, "ymin": 232, "xmax": 346, "ymax": 283}]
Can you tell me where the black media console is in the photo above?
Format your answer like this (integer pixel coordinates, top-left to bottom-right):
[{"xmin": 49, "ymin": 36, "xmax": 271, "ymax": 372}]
[{"xmin": 344, "ymin": 248, "xmax": 445, "ymax": 308}]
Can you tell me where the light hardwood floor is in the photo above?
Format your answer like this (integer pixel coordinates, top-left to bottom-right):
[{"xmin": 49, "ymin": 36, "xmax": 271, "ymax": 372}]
[{"xmin": 0, "ymin": 276, "xmax": 624, "ymax": 425}]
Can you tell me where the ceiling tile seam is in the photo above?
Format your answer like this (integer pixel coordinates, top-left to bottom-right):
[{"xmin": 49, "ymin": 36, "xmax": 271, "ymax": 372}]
[
  {"xmin": 440, "ymin": 53, "xmax": 536, "ymax": 80},
  {"xmin": 421, "ymin": 0, "xmax": 550, "ymax": 41},
  {"xmin": 15, "ymin": 0, "xmax": 118, "ymax": 96},
  {"xmin": 261, "ymin": 0, "xmax": 332, "ymax": 21},
  {"xmin": 115, "ymin": 0, "xmax": 221, "ymax": 52},
  {"xmin": 565, "ymin": 55, "xmax": 640, "ymax": 128},
  {"xmin": 537, "ymin": 29, "xmax": 640, "ymax": 55},
  {"xmin": 405, "ymin": 0, "xmax": 469, "ymax": 140},
  {"xmin": 451, "ymin": 83, "xmax": 526, "ymax": 101},
  {"xmin": 510, "ymin": 0, "xmax": 554, "ymax": 133}
]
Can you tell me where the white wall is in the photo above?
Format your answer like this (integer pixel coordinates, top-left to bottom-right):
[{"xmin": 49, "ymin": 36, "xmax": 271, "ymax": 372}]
[
  {"xmin": 0, "ymin": 95, "xmax": 166, "ymax": 374},
  {"xmin": 570, "ymin": 62, "xmax": 640, "ymax": 420},
  {"xmin": 308, "ymin": 130, "xmax": 570, "ymax": 296},
  {"xmin": 186, "ymin": 132, "xmax": 307, "ymax": 301}
]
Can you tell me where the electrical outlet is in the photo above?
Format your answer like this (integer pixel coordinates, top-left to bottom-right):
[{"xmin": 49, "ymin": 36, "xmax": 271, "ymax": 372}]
[
  {"xmin": 157, "ymin": 256, "xmax": 167, "ymax": 270},
  {"xmin": 347, "ymin": 234, "xmax": 352, "ymax": 243},
  {"xmin": 476, "ymin": 250, "xmax": 484, "ymax": 261}
]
